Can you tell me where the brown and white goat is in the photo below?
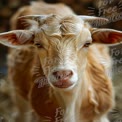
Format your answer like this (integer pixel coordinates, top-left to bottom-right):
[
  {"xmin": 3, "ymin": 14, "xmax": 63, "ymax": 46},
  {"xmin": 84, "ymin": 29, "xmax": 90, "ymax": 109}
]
[{"xmin": 0, "ymin": 1, "xmax": 122, "ymax": 122}]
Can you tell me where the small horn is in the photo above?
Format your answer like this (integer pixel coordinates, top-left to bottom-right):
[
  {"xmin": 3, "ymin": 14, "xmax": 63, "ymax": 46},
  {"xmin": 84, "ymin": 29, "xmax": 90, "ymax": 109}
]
[
  {"xmin": 18, "ymin": 14, "xmax": 56, "ymax": 29},
  {"xmin": 18, "ymin": 15, "xmax": 48, "ymax": 21},
  {"xmin": 79, "ymin": 16, "xmax": 108, "ymax": 21},
  {"xmin": 79, "ymin": 16, "xmax": 109, "ymax": 26}
]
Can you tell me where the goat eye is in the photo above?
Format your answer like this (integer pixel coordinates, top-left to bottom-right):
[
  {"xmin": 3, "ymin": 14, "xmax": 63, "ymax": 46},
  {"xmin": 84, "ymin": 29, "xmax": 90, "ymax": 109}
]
[
  {"xmin": 34, "ymin": 43, "xmax": 43, "ymax": 48},
  {"xmin": 83, "ymin": 42, "xmax": 91, "ymax": 48}
]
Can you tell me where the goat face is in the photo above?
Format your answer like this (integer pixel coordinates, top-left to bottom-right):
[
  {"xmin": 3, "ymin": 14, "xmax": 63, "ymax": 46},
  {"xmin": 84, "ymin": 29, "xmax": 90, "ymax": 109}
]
[
  {"xmin": 31, "ymin": 15, "xmax": 92, "ymax": 89},
  {"xmin": 0, "ymin": 14, "xmax": 122, "ymax": 89}
]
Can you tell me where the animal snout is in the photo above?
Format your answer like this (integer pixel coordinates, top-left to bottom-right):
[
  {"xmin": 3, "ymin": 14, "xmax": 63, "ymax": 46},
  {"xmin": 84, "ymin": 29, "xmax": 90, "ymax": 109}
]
[{"xmin": 53, "ymin": 70, "xmax": 73, "ymax": 81}]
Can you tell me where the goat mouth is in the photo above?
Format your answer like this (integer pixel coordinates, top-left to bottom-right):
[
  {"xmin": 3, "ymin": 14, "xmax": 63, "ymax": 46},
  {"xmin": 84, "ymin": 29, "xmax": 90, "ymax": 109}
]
[{"xmin": 53, "ymin": 80, "xmax": 73, "ymax": 88}]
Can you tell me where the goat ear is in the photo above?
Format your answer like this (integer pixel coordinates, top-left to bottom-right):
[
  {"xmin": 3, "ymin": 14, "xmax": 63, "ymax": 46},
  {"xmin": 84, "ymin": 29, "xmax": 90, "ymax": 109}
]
[
  {"xmin": 91, "ymin": 28, "xmax": 122, "ymax": 45},
  {"xmin": 0, "ymin": 30, "xmax": 34, "ymax": 48}
]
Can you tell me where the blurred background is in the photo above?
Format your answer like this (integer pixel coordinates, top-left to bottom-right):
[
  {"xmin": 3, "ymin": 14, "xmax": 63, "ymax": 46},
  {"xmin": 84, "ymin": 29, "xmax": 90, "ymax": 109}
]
[{"xmin": 0, "ymin": 0, "xmax": 122, "ymax": 122}]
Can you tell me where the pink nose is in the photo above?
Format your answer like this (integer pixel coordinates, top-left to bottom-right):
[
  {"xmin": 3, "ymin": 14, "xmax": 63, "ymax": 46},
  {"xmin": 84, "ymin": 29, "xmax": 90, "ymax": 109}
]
[{"xmin": 53, "ymin": 70, "xmax": 73, "ymax": 81}]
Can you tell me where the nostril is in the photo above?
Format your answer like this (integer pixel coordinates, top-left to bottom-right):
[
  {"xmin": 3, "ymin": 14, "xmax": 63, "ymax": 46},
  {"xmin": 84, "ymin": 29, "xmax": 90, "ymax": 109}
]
[
  {"xmin": 53, "ymin": 70, "xmax": 73, "ymax": 80},
  {"xmin": 66, "ymin": 70, "xmax": 73, "ymax": 77},
  {"xmin": 53, "ymin": 72, "xmax": 61, "ymax": 80}
]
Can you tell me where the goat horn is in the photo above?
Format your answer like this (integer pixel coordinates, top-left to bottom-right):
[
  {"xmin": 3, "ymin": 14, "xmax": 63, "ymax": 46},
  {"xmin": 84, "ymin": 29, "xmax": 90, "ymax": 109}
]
[
  {"xmin": 79, "ymin": 16, "xmax": 109, "ymax": 26},
  {"xmin": 18, "ymin": 15, "xmax": 48, "ymax": 21},
  {"xmin": 18, "ymin": 14, "xmax": 56, "ymax": 21}
]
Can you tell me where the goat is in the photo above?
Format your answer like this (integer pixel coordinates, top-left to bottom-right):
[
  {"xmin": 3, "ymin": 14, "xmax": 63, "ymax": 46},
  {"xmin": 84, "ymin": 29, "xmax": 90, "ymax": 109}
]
[{"xmin": 0, "ymin": 1, "xmax": 122, "ymax": 122}]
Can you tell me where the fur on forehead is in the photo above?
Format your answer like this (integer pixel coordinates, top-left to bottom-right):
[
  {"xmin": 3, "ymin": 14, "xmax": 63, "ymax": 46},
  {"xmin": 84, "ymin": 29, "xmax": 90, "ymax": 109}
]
[{"xmin": 29, "ymin": 15, "xmax": 86, "ymax": 37}]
